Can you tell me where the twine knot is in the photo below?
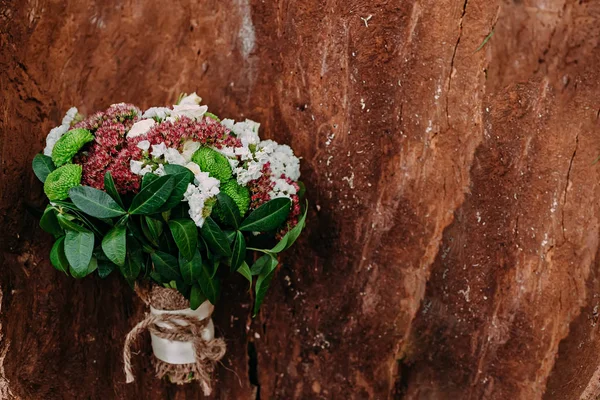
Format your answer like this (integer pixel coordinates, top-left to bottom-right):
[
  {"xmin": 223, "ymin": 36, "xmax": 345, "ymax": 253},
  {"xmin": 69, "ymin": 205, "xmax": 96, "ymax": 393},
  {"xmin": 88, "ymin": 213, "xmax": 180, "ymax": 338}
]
[{"xmin": 123, "ymin": 311, "xmax": 226, "ymax": 396}]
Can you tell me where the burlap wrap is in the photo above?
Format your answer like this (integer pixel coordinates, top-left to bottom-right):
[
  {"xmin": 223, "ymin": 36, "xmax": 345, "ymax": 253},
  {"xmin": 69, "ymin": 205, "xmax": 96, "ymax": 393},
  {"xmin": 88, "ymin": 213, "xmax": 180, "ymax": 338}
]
[{"xmin": 123, "ymin": 284, "xmax": 226, "ymax": 395}]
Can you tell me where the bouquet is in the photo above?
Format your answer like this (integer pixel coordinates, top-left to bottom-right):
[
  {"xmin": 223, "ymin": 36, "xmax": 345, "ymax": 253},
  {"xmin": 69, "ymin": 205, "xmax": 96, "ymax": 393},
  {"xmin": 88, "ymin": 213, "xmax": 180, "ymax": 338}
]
[{"xmin": 32, "ymin": 93, "xmax": 307, "ymax": 393}]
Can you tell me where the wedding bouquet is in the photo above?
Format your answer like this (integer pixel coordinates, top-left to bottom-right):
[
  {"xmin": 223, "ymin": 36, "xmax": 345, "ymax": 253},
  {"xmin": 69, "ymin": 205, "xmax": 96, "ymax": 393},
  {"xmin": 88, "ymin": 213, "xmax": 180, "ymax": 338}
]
[{"xmin": 32, "ymin": 93, "xmax": 307, "ymax": 393}]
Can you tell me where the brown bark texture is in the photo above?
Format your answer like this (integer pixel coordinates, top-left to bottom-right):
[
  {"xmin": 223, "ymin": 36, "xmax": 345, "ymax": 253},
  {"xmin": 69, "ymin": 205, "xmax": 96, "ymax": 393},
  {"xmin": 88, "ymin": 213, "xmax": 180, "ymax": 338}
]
[{"xmin": 1, "ymin": 0, "xmax": 600, "ymax": 399}]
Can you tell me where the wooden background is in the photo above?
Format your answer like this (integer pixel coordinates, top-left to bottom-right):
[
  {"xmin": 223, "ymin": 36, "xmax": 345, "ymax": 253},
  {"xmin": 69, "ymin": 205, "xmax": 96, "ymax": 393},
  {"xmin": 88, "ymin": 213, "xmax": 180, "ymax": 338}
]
[{"xmin": 1, "ymin": 0, "xmax": 600, "ymax": 398}]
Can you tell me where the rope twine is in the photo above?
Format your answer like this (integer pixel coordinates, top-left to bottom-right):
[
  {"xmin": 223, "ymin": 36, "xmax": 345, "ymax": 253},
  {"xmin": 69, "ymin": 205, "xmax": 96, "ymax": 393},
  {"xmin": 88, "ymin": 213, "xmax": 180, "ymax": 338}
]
[{"xmin": 123, "ymin": 285, "xmax": 226, "ymax": 395}]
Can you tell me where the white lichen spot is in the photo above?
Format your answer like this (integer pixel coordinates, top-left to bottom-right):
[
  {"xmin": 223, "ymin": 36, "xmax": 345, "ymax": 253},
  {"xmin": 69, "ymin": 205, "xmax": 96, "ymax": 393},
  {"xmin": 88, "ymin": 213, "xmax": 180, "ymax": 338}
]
[
  {"xmin": 342, "ymin": 172, "xmax": 355, "ymax": 189},
  {"xmin": 360, "ymin": 14, "xmax": 372, "ymax": 27}
]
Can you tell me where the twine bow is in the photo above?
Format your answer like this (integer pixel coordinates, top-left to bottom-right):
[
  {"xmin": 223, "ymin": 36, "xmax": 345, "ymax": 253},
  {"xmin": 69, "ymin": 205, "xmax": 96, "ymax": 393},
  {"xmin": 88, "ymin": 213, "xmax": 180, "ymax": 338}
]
[{"xmin": 123, "ymin": 312, "xmax": 226, "ymax": 396}]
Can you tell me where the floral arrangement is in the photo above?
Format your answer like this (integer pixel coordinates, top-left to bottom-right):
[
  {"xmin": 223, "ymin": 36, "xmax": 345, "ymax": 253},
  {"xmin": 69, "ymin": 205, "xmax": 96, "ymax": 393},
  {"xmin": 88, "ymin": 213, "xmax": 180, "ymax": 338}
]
[{"xmin": 33, "ymin": 93, "xmax": 306, "ymax": 313}]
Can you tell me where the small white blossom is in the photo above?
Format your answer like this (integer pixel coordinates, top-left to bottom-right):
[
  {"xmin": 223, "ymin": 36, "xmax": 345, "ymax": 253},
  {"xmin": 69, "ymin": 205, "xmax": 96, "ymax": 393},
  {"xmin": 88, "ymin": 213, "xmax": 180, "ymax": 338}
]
[
  {"xmin": 137, "ymin": 140, "xmax": 151, "ymax": 151},
  {"xmin": 171, "ymin": 104, "xmax": 208, "ymax": 120},
  {"xmin": 151, "ymin": 142, "xmax": 167, "ymax": 158},
  {"xmin": 235, "ymin": 161, "xmax": 263, "ymax": 185},
  {"xmin": 164, "ymin": 148, "xmax": 186, "ymax": 166},
  {"xmin": 43, "ymin": 107, "xmax": 78, "ymax": 156},
  {"xmin": 127, "ymin": 119, "xmax": 156, "ymax": 139},
  {"xmin": 130, "ymin": 160, "xmax": 144, "ymax": 175},
  {"xmin": 185, "ymin": 162, "xmax": 202, "ymax": 177},
  {"xmin": 142, "ymin": 107, "xmax": 171, "ymax": 120},
  {"xmin": 155, "ymin": 164, "xmax": 166, "ymax": 176},
  {"xmin": 181, "ymin": 140, "xmax": 201, "ymax": 162},
  {"xmin": 195, "ymin": 171, "xmax": 220, "ymax": 197},
  {"xmin": 178, "ymin": 92, "xmax": 202, "ymax": 105},
  {"xmin": 269, "ymin": 177, "xmax": 297, "ymax": 199},
  {"xmin": 222, "ymin": 118, "xmax": 261, "ymax": 148}
]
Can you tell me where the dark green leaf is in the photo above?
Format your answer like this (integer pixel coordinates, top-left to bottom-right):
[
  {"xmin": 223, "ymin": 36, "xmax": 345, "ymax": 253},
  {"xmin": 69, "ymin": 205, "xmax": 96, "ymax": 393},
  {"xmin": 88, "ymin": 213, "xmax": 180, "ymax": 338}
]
[
  {"xmin": 159, "ymin": 171, "xmax": 194, "ymax": 212},
  {"xmin": 64, "ymin": 229, "xmax": 95, "ymax": 278},
  {"xmin": 141, "ymin": 216, "xmax": 162, "ymax": 246},
  {"xmin": 32, "ymin": 154, "xmax": 55, "ymax": 182},
  {"xmin": 158, "ymin": 230, "xmax": 177, "ymax": 255},
  {"xmin": 129, "ymin": 175, "xmax": 175, "ymax": 215},
  {"xmin": 151, "ymin": 251, "xmax": 181, "ymax": 281},
  {"xmin": 254, "ymin": 256, "xmax": 278, "ymax": 317},
  {"xmin": 69, "ymin": 186, "xmax": 126, "ymax": 218},
  {"xmin": 179, "ymin": 249, "xmax": 202, "ymax": 285},
  {"xmin": 224, "ymin": 230, "xmax": 236, "ymax": 244},
  {"xmin": 270, "ymin": 202, "xmax": 308, "ymax": 253},
  {"xmin": 237, "ymin": 261, "xmax": 252, "ymax": 290},
  {"xmin": 199, "ymin": 262, "xmax": 220, "ymax": 305},
  {"xmin": 49, "ymin": 236, "xmax": 69, "ymax": 274},
  {"xmin": 240, "ymin": 198, "xmax": 291, "ymax": 232},
  {"xmin": 101, "ymin": 225, "xmax": 126, "ymax": 267},
  {"xmin": 251, "ymin": 254, "xmax": 273, "ymax": 276},
  {"xmin": 190, "ymin": 284, "xmax": 206, "ymax": 310},
  {"xmin": 217, "ymin": 192, "xmax": 241, "ymax": 228},
  {"xmin": 104, "ymin": 171, "xmax": 124, "ymax": 208},
  {"xmin": 200, "ymin": 217, "xmax": 232, "ymax": 257},
  {"xmin": 230, "ymin": 231, "xmax": 246, "ymax": 271},
  {"xmin": 56, "ymin": 213, "xmax": 87, "ymax": 233},
  {"xmin": 297, "ymin": 181, "xmax": 306, "ymax": 199},
  {"xmin": 168, "ymin": 219, "xmax": 198, "ymax": 260},
  {"xmin": 142, "ymin": 173, "xmax": 159, "ymax": 188},
  {"xmin": 97, "ymin": 258, "xmax": 116, "ymax": 278},
  {"xmin": 40, "ymin": 206, "xmax": 63, "ymax": 237}
]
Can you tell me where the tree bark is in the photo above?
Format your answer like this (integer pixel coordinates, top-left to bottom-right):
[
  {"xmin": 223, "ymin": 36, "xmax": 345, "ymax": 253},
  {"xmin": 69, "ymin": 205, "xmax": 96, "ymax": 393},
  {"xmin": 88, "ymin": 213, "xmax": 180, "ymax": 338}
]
[{"xmin": 1, "ymin": 0, "xmax": 599, "ymax": 399}]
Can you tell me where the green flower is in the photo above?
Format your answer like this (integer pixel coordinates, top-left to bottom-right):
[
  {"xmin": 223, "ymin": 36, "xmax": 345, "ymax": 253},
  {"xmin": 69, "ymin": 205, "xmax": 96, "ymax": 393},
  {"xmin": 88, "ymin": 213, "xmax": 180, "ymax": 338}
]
[
  {"xmin": 52, "ymin": 128, "xmax": 94, "ymax": 167},
  {"xmin": 191, "ymin": 147, "xmax": 232, "ymax": 182},
  {"xmin": 218, "ymin": 179, "xmax": 250, "ymax": 217},
  {"xmin": 44, "ymin": 164, "xmax": 82, "ymax": 201}
]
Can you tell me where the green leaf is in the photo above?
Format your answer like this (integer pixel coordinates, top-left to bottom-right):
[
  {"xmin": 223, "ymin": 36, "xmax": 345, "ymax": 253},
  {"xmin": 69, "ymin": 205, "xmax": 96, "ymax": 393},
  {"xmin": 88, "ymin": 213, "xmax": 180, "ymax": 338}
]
[
  {"xmin": 190, "ymin": 284, "xmax": 206, "ymax": 310},
  {"xmin": 40, "ymin": 206, "xmax": 63, "ymax": 237},
  {"xmin": 141, "ymin": 216, "xmax": 163, "ymax": 246},
  {"xmin": 230, "ymin": 231, "xmax": 246, "ymax": 271},
  {"xmin": 239, "ymin": 198, "xmax": 291, "ymax": 232},
  {"xmin": 69, "ymin": 186, "xmax": 127, "ymax": 219},
  {"xmin": 97, "ymin": 258, "xmax": 116, "ymax": 278},
  {"xmin": 85, "ymin": 257, "xmax": 98, "ymax": 275},
  {"xmin": 168, "ymin": 219, "xmax": 198, "ymax": 260},
  {"xmin": 32, "ymin": 154, "xmax": 56, "ymax": 182},
  {"xmin": 49, "ymin": 236, "xmax": 69, "ymax": 274},
  {"xmin": 237, "ymin": 261, "xmax": 252, "ymax": 290},
  {"xmin": 179, "ymin": 249, "xmax": 202, "ymax": 285},
  {"xmin": 151, "ymin": 250, "xmax": 181, "ymax": 281},
  {"xmin": 120, "ymin": 239, "xmax": 142, "ymax": 286},
  {"xmin": 251, "ymin": 254, "xmax": 273, "ymax": 275},
  {"xmin": 56, "ymin": 213, "xmax": 87, "ymax": 233},
  {"xmin": 254, "ymin": 256, "xmax": 278, "ymax": 317},
  {"xmin": 64, "ymin": 229, "xmax": 95, "ymax": 278},
  {"xmin": 200, "ymin": 217, "xmax": 232, "ymax": 257},
  {"xmin": 159, "ymin": 171, "xmax": 194, "ymax": 212},
  {"xmin": 129, "ymin": 175, "xmax": 175, "ymax": 215},
  {"xmin": 199, "ymin": 262, "xmax": 220, "ymax": 305},
  {"xmin": 101, "ymin": 225, "xmax": 126, "ymax": 267},
  {"xmin": 104, "ymin": 171, "xmax": 124, "ymax": 208},
  {"xmin": 142, "ymin": 173, "xmax": 159, "ymax": 188},
  {"xmin": 270, "ymin": 202, "xmax": 308, "ymax": 253},
  {"xmin": 217, "ymin": 192, "xmax": 241, "ymax": 228}
]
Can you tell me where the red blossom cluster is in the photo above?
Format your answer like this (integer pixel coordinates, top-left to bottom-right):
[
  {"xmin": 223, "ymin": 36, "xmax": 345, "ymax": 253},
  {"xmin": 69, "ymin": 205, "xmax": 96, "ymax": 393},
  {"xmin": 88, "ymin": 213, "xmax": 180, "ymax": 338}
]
[
  {"xmin": 73, "ymin": 103, "xmax": 142, "ymax": 193},
  {"xmin": 127, "ymin": 117, "xmax": 241, "ymax": 152}
]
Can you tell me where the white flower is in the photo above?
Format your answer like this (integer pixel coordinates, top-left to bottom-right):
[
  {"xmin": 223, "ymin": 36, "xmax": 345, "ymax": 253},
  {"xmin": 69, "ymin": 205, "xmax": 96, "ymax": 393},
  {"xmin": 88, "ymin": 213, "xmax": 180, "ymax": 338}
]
[
  {"xmin": 130, "ymin": 160, "xmax": 144, "ymax": 175},
  {"xmin": 155, "ymin": 164, "xmax": 166, "ymax": 176},
  {"xmin": 164, "ymin": 148, "xmax": 186, "ymax": 166},
  {"xmin": 126, "ymin": 119, "xmax": 156, "ymax": 138},
  {"xmin": 137, "ymin": 140, "xmax": 150, "ymax": 151},
  {"xmin": 43, "ymin": 107, "xmax": 79, "ymax": 156},
  {"xmin": 269, "ymin": 177, "xmax": 297, "ymax": 199},
  {"xmin": 130, "ymin": 160, "xmax": 153, "ymax": 176},
  {"xmin": 171, "ymin": 104, "xmax": 208, "ymax": 120},
  {"xmin": 195, "ymin": 171, "xmax": 220, "ymax": 197},
  {"xmin": 178, "ymin": 92, "xmax": 202, "ymax": 105},
  {"xmin": 43, "ymin": 125, "xmax": 69, "ymax": 156},
  {"xmin": 183, "ymin": 184, "xmax": 206, "ymax": 227},
  {"xmin": 181, "ymin": 140, "xmax": 201, "ymax": 162},
  {"xmin": 185, "ymin": 162, "xmax": 202, "ymax": 177},
  {"xmin": 151, "ymin": 142, "xmax": 167, "ymax": 158},
  {"xmin": 235, "ymin": 161, "xmax": 263, "ymax": 185},
  {"xmin": 142, "ymin": 107, "xmax": 171, "ymax": 120},
  {"xmin": 61, "ymin": 107, "xmax": 78, "ymax": 126},
  {"xmin": 222, "ymin": 118, "xmax": 261, "ymax": 148}
]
